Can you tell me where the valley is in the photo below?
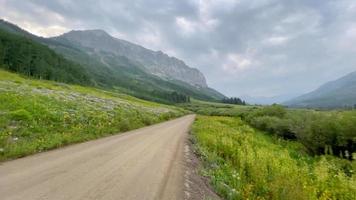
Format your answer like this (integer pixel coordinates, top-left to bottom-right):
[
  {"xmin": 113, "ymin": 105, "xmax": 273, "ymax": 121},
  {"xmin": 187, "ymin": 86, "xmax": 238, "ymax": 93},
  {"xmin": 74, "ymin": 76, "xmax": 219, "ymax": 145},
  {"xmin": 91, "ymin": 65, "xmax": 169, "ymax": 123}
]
[{"xmin": 0, "ymin": 15, "xmax": 355, "ymax": 200}]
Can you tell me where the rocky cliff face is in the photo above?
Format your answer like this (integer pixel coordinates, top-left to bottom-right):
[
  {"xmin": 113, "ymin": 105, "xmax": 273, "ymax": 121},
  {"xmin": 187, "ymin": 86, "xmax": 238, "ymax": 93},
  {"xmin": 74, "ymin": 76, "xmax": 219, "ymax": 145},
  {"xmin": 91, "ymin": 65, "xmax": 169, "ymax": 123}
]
[{"xmin": 56, "ymin": 30, "xmax": 208, "ymax": 87}]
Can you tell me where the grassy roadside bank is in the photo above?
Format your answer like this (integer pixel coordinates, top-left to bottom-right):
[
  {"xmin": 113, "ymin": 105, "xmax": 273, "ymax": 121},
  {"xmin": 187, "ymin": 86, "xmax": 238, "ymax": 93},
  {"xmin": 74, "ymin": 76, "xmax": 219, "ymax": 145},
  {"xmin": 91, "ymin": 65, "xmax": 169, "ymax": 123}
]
[
  {"xmin": 0, "ymin": 70, "xmax": 187, "ymax": 161},
  {"xmin": 191, "ymin": 115, "xmax": 356, "ymax": 200}
]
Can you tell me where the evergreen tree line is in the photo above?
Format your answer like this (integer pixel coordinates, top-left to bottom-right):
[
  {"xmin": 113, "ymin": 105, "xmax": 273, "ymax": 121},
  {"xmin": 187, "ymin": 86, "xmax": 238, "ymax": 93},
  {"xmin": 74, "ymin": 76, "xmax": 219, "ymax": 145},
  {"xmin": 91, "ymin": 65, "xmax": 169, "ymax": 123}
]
[
  {"xmin": 222, "ymin": 97, "xmax": 246, "ymax": 105},
  {"xmin": 168, "ymin": 91, "xmax": 190, "ymax": 103},
  {"xmin": 0, "ymin": 30, "xmax": 91, "ymax": 85}
]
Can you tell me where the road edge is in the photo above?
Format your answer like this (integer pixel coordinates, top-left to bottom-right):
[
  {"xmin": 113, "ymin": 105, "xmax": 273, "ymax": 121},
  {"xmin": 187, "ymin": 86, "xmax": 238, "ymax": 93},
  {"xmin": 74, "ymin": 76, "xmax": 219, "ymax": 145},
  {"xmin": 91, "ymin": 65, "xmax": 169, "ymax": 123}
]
[{"xmin": 183, "ymin": 131, "xmax": 221, "ymax": 200}]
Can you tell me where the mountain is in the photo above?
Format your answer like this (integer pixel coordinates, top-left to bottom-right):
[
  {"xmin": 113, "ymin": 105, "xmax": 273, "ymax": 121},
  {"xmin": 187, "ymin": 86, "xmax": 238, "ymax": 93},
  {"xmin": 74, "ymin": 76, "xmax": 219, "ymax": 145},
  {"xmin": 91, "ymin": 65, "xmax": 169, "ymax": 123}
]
[
  {"xmin": 284, "ymin": 71, "xmax": 356, "ymax": 108},
  {"xmin": 242, "ymin": 94, "xmax": 299, "ymax": 105},
  {"xmin": 54, "ymin": 30, "xmax": 207, "ymax": 88},
  {"xmin": 0, "ymin": 19, "xmax": 30, "ymax": 36},
  {"xmin": 0, "ymin": 19, "xmax": 225, "ymax": 103}
]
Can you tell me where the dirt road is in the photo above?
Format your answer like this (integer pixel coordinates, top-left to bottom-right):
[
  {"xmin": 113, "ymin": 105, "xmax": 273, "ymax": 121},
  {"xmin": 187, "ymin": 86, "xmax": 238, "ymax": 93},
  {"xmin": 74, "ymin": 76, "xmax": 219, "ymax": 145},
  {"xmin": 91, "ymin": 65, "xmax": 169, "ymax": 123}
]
[{"xmin": 0, "ymin": 115, "xmax": 195, "ymax": 200}]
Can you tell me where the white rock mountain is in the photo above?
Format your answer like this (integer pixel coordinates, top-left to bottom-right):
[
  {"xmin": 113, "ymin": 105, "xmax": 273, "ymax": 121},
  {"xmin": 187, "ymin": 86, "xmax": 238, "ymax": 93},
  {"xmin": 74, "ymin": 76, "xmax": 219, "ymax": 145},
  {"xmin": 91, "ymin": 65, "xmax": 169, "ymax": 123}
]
[{"xmin": 56, "ymin": 30, "xmax": 208, "ymax": 88}]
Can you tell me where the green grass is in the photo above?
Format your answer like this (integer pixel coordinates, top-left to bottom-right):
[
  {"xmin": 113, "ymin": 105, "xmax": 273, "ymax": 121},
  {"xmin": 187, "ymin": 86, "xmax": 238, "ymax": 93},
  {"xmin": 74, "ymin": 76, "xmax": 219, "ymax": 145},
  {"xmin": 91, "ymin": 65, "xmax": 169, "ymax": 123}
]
[
  {"xmin": 0, "ymin": 70, "xmax": 188, "ymax": 161},
  {"xmin": 192, "ymin": 116, "xmax": 356, "ymax": 200}
]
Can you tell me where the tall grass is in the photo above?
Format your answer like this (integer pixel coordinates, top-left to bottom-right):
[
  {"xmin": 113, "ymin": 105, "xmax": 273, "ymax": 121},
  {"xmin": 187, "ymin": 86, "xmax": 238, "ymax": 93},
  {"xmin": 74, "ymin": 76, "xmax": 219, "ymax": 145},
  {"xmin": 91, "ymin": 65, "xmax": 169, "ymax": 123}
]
[
  {"xmin": 0, "ymin": 70, "xmax": 187, "ymax": 161},
  {"xmin": 192, "ymin": 116, "xmax": 356, "ymax": 200}
]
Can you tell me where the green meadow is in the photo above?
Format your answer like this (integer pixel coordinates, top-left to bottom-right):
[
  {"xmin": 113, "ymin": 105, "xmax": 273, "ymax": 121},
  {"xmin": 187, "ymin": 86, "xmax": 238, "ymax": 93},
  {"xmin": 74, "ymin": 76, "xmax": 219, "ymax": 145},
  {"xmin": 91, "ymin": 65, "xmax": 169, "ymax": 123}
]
[{"xmin": 0, "ymin": 70, "xmax": 187, "ymax": 161}]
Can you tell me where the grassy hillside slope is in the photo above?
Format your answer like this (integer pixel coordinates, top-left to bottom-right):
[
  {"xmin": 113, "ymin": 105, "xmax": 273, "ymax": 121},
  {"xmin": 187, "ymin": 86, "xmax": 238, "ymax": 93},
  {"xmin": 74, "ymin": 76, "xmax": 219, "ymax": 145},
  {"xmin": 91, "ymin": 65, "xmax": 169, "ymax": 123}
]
[{"xmin": 0, "ymin": 70, "xmax": 187, "ymax": 161}]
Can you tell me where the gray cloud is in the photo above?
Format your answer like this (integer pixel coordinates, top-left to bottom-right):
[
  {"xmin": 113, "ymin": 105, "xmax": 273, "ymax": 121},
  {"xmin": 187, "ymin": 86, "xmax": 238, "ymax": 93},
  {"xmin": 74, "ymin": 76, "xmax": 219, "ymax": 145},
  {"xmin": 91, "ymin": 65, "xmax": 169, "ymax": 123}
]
[{"xmin": 1, "ymin": 0, "xmax": 356, "ymax": 98}]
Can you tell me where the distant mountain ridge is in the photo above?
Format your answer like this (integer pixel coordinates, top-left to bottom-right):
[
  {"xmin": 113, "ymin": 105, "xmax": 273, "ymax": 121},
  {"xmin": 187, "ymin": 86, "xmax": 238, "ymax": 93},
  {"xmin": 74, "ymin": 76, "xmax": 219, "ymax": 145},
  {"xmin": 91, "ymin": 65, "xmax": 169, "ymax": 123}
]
[
  {"xmin": 242, "ymin": 94, "xmax": 299, "ymax": 105},
  {"xmin": 284, "ymin": 71, "xmax": 356, "ymax": 108},
  {"xmin": 54, "ymin": 29, "xmax": 207, "ymax": 88}
]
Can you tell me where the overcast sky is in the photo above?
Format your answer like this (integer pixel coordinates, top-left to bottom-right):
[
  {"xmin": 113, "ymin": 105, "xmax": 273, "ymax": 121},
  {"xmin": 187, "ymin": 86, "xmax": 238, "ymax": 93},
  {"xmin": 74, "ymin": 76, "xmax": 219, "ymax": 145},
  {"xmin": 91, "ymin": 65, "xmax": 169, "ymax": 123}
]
[{"xmin": 1, "ymin": 0, "xmax": 356, "ymax": 98}]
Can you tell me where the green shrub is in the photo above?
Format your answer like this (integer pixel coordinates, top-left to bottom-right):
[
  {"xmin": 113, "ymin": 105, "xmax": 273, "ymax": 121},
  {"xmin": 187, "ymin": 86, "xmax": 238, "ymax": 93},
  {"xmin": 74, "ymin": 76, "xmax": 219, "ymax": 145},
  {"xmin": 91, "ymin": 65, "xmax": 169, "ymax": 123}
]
[
  {"xmin": 260, "ymin": 104, "xmax": 287, "ymax": 118},
  {"xmin": 250, "ymin": 116, "xmax": 295, "ymax": 139}
]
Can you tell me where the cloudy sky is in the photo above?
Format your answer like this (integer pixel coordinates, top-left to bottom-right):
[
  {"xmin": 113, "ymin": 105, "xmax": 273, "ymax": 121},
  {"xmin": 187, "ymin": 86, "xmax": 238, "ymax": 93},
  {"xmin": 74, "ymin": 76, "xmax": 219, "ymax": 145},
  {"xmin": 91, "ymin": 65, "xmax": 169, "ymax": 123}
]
[{"xmin": 1, "ymin": 0, "xmax": 356, "ymax": 99}]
